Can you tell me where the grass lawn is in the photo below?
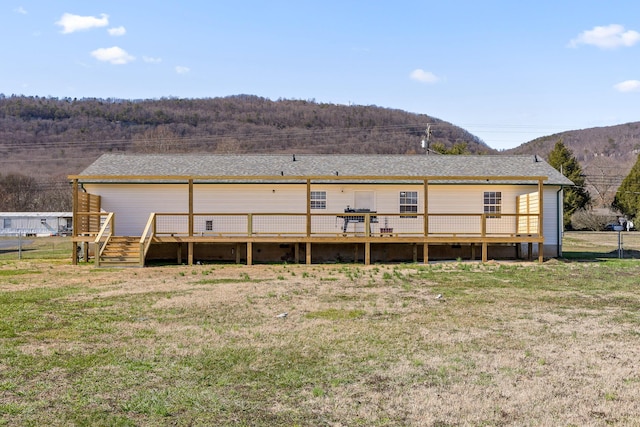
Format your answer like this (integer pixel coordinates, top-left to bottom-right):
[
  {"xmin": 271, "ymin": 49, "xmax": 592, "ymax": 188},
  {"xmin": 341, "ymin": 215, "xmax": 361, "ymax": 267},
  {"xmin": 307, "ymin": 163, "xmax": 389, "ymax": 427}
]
[{"xmin": 0, "ymin": 236, "xmax": 639, "ymax": 425}]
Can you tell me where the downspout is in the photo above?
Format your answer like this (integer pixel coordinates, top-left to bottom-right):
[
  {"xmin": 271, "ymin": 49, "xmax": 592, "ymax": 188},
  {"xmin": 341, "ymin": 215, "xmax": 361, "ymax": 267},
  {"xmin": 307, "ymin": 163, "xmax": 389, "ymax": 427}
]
[{"xmin": 557, "ymin": 186, "xmax": 564, "ymax": 257}]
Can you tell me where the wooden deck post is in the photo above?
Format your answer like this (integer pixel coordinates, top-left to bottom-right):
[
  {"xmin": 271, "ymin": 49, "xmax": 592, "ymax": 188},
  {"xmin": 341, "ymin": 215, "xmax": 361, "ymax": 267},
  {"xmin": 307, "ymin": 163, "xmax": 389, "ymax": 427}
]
[
  {"xmin": 365, "ymin": 242, "xmax": 371, "ymax": 265},
  {"xmin": 305, "ymin": 180, "xmax": 312, "ymax": 265},
  {"xmin": 364, "ymin": 214, "xmax": 371, "ymax": 265},
  {"xmin": 423, "ymin": 179, "xmax": 429, "ymax": 238},
  {"xmin": 538, "ymin": 178, "xmax": 544, "ymax": 263},
  {"xmin": 423, "ymin": 179, "xmax": 429, "ymax": 264},
  {"xmin": 294, "ymin": 243, "xmax": 300, "ymax": 264},
  {"xmin": 247, "ymin": 242, "xmax": 253, "ymax": 265},
  {"xmin": 481, "ymin": 214, "xmax": 488, "ymax": 262},
  {"xmin": 73, "ymin": 242, "xmax": 79, "ymax": 265},
  {"xmin": 306, "ymin": 179, "xmax": 311, "ymax": 238},
  {"xmin": 188, "ymin": 179, "xmax": 193, "ymax": 237},
  {"xmin": 188, "ymin": 179, "xmax": 194, "ymax": 266},
  {"xmin": 235, "ymin": 243, "xmax": 241, "ymax": 264},
  {"xmin": 72, "ymin": 179, "xmax": 78, "ymax": 265}
]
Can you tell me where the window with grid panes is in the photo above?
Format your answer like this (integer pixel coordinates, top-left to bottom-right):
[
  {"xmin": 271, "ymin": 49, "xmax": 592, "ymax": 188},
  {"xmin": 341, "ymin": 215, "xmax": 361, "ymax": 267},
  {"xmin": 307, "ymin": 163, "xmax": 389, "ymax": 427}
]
[
  {"xmin": 310, "ymin": 191, "xmax": 326, "ymax": 209},
  {"xmin": 483, "ymin": 191, "xmax": 502, "ymax": 218},
  {"xmin": 400, "ymin": 191, "xmax": 418, "ymax": 218}
]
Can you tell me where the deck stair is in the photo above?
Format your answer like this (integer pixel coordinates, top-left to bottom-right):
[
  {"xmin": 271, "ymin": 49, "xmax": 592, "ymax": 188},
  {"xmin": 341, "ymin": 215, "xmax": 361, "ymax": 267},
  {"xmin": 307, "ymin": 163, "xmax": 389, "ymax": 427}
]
[{"xmin": 98, "ymin": 236, "xmax": 141, "ymax": 267}]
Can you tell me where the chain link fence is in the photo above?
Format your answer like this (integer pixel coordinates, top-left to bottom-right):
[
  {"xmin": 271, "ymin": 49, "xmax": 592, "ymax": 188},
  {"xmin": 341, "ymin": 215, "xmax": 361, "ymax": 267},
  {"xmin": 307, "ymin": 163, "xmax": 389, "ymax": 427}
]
[
  {"xmin": 563, "ymin": 231, "xmax": 640, "ymax": 259},
  {"xmin": 2, "ymin": 234, "xmax": 639, "ymax": 262},
  {"xmin": 0, "ymin": 236, "xmax": 72, "ymax": 261}
]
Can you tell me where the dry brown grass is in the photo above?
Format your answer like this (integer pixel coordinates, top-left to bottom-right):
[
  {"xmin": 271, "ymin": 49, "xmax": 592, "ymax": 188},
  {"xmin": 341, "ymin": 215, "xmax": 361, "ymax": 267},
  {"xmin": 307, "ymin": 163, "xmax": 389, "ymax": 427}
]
[{"xmin": 1, "ymin": 253, "xmax": 640, "ymax": 425}]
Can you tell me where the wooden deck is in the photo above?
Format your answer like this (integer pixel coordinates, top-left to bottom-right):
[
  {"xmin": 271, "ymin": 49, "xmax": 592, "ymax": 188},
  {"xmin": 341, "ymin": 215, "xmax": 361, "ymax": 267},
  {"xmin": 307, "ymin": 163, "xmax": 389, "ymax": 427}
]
[
  {"xmin": 73, "ymin": 211, "xmax": 544, "ymax": 266},
  {"xmin": 69, "ymin": 173, "xmax": 548, "ymax": 266}
]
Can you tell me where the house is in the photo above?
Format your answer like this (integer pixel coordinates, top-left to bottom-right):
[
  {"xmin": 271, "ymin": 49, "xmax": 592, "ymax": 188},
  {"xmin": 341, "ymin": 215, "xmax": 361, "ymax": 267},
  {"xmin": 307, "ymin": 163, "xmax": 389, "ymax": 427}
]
[
  {"xmin": 0, "ymin": 212, "xmax": 73, "ymax": 236},
  {"xmin": 68, "ymin": 153, "xmax": 573, "ymax": 266}
]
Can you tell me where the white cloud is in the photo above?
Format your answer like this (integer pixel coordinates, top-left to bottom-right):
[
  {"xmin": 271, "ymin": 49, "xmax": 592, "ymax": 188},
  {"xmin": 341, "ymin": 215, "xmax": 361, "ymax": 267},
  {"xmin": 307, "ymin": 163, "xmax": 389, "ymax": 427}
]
[
  {"xmin": 14, "ymin": 7, "xmax": 27, "ymax": 14},
  {"xmin": 143, "ymin": 56, "xmax": 162, "ymax": 63},
  {"xmin": 614, "ymin": 80, "xmax": 640, "ymax": 93},
  {"xmin": 410, "ymin": 69, "xmax": 439, "ymax": 84},
  {"xmin": 108, "ymin": 26, "xmax": 126, "ymax": 36},
  {"xmin": 569, "ymin": 24, "xmax": 640, "ymax": 49},
  {"xmin": 90, "ymin": 46, "xmax": 135, "ymax": 65},
  {"xmin": 175, "ymin": 66, "xmax": 190, "ymax": 74},
  {"xmin": 56, "ymin": 13, "xmax": 109, "ymax": 34}
]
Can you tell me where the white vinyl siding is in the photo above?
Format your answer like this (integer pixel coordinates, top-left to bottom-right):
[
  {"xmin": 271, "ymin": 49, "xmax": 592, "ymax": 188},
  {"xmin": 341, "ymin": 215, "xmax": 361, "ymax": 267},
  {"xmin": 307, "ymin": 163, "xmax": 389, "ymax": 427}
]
[
  {"xmin": 83, "ymin": 182, "xmax": 561, "ymax": 247},
  {"xmin": 84, "ymin": 183, "xmax": 189, "ymax": 236}
]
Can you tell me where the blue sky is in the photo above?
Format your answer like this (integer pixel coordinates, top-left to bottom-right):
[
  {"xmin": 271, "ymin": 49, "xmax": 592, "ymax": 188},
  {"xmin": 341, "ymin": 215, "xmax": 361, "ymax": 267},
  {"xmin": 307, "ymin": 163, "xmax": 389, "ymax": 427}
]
[{"xmin": 2, "ymin": 1, "xmax": 639, "ymax": 150}]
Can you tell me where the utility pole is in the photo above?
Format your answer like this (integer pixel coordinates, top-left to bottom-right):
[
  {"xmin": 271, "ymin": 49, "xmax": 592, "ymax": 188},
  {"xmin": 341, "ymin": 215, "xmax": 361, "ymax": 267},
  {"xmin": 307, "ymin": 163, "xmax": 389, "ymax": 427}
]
[{"xmin": 421, "ymin": 124, "xmax": 432, "ymax": 155}]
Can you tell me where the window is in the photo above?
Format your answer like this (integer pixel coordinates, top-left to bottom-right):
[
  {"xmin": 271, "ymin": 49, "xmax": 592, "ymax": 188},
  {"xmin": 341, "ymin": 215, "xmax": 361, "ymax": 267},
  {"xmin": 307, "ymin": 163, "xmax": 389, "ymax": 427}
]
[
  {"xmin": 41, "ymin": 218, "xmax": 47, "ymax": 225},
  {"xmin": 205, "ymin": 220, "xmax": 213, "ymax": 231},
  {"xmin": 310, "ymin": 191, "xmax": 326, "ymax": 209},
  {"xmin": 400, "ymin": 191, "xmax": 418, "ymax": 218},
  {"xmin": 484, "ymin": 191, "xmax": 502, "ymax": 218},
  {"xmin": 3, "ymin": 218, "xmax": 10, "ymax": 229}
]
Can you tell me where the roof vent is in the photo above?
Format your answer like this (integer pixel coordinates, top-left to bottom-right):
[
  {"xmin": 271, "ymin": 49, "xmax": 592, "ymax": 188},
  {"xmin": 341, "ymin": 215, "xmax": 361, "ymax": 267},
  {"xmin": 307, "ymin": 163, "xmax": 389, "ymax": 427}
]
[
  {"xmin": 335, "ymin": 171, "xmax": 339, "ymax": 176},
  {"xmin": 534, "ymin": 154, "xmax": 540, "ymax": 162},
  {"xmin": 292, "ymin": 154, "xmax": 296, "ymax": 162},
  {"xmin": 280, "ymin": 171, "xmax": 284, "ymax": 176}
]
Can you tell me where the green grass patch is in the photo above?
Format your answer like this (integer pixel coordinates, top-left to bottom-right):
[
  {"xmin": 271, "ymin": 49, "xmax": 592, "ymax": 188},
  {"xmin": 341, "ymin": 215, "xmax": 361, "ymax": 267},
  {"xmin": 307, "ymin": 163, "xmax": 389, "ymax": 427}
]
[
  {"xmin": 0, "ymin": 269, "xmax": 41, "ymax": 277},
  {"xmin": 193, "ymin": 278, "xmax": 266, "ymax": 284},
  {"xmin": 305, "ymin": 308, "xmax": 367, "ymax": 320},
  {"xmin": 3, "ymin": 246, "xmax": 640, "ymax": 426}
]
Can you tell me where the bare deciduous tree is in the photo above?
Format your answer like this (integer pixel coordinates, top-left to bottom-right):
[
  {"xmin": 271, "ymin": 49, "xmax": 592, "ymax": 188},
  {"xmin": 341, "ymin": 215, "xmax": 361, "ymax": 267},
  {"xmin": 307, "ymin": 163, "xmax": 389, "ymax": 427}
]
[
  {"xmin": 0, "ymin": 173, "xmax": 39, "ymax": 211},
  {"xmin": 131, "ymin": 125, "xmax": 185, "ymax": 153}
]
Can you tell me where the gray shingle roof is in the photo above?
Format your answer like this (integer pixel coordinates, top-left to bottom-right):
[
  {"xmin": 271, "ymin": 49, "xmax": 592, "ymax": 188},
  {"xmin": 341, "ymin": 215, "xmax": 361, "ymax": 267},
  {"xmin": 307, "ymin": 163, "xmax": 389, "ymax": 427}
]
[{"xmin": 76, "ymin": 153, "xmax": 574, "ymax": 185}]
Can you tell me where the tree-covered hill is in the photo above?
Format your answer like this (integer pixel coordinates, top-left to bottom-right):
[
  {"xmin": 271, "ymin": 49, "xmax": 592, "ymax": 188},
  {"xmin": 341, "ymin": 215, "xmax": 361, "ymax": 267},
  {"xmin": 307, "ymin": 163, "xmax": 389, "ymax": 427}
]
[
  {"xmin": 0, "ymin": 94, "xmax": 493, "ymax": 179},
  {"xmin": 2, "ymin": 93, "xmax": 638, "ymax": 212},
  {"xmin": 505, "ymin": 122, "xmax": 640, "ymax": 207}
]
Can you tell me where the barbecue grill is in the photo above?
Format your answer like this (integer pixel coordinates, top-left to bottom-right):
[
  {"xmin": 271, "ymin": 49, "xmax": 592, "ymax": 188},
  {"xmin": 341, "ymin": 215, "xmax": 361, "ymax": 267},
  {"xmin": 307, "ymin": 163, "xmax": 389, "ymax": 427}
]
[{"xmin": 338, "ymin": 207, "xmax": 378, "ymax": 233}]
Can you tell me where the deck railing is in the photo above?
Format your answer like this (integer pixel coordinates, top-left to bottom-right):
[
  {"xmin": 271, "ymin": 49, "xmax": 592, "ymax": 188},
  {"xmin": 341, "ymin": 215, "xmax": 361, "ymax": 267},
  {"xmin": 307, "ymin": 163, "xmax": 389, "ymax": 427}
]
[
  {"xmin": 143, "ymin": 212, "xmax": 540, "ymax": 238},
  {"xmin": 74, "ymin": 212, "xmax": 111, "ymax": 237},
  {"xmin": 139, "ymin": 213, "xmax": 156, "ymax": 266},
  {"xmin": 93, "ymin": 212, "xmax": 114, "ymax": 267}
]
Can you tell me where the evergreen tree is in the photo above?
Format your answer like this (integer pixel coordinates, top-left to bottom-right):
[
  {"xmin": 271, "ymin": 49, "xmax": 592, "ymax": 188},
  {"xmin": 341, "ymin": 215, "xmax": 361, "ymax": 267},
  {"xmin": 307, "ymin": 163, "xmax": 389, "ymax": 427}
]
[
  {"xmin": 613, "ymin": 154, "xmax": 640, "ymax": 220},
  {"xmin": 430, "ymin": 141, "xmax": 470, "ymax": 154},
  {"xmin": 547, "ymin": 140, "xmax": 591, "ymax": 228}
]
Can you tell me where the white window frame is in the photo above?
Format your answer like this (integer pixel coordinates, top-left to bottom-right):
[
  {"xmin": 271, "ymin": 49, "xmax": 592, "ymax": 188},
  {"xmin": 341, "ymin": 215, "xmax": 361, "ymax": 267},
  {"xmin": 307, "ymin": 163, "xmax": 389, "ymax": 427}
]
[
  {"xmin": 400, "ymin": 191, "xmax": 418, "ymax": 218},
  {"xmin": 484, "ymin": 191, "xmax": 502, "ymax": 218},
  {"xmin": 310, "ymin": 191, "xmax": 327, "ymax": 210}
]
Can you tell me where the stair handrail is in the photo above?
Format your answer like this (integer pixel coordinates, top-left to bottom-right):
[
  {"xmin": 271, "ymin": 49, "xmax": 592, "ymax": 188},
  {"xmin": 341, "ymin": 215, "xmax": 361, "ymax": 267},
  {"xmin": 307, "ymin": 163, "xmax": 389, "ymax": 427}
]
[
  {"xmin": 94, "ymin": 212, "xmax": 114, "ymax": 267},
  {"xmin": 139, "ymin": 213, "xmax": 156, "ymax": 267}
]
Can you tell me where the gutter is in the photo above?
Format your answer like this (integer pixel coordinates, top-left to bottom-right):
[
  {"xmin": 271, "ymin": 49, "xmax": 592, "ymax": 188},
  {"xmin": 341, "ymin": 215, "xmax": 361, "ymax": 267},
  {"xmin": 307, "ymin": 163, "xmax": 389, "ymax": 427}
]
[{"xmin": 557, "ymin": 186, "xmax": 564, "ymax": 257}]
